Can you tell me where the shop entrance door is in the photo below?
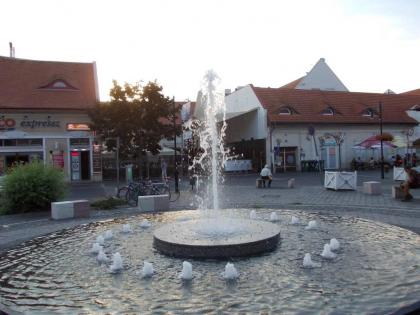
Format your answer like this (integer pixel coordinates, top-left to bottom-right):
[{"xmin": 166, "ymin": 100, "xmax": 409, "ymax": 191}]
[
  {"xmin": 71, "ymin": 151, "xmax": 90, "ymax": 181},
  {"xmin": 274, "ymin": 147, "xmax": 297, "ymax": 172},
  {"xmin": 81, "ymin": 151, "xmax": 90, "ymax": 180}
]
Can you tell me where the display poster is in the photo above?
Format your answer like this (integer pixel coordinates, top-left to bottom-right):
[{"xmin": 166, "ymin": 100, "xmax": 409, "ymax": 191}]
[
  {"xmin": 52, "ymin": 151, "xmax": 65, "ymax": 169},
  {"xmin": 92, "ymin": 143, "xmax": 102, "ymax": 174}
]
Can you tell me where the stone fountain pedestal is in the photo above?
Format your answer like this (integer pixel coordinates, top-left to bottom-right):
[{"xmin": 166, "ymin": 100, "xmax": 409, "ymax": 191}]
[{"xmin": 153, "ymin": 218, "xmax": 281, "ymax": 259}]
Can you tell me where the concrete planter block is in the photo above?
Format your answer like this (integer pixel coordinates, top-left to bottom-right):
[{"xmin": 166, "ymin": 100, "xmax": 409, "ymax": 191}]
[
  {"xmin": 324, "ymin": 171, "xmax": 357, "ymax": 191},
  {"xmin": 51, "ymin": 200, "xmax": 90, "ymax": 220},
  {"xmin": 363, "ymin": 181, "xmax": 382, "ymax": 195},
  {"xmin": 288, "ymin": 178, "xmax": 295, "ymax": 188},
  {"xmin": 138, "ymin": 195, "xmax": 169, "ymax": 212},
  {"xmin": 392, "ymin": 186, "xmax": 405, "ymax": 199}
]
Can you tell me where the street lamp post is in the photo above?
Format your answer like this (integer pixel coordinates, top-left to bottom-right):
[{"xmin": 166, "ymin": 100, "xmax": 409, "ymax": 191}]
[
  {"xmin": 379, "ymin": 101, "xmax": 385, "ymax": 179},
  {"xmin": 105, "ymin": 137, "xmax": 120, "ymax": 190},
  {"xmin": 173, "ymin": 97, "xmax": 179, "ymax": 193}
]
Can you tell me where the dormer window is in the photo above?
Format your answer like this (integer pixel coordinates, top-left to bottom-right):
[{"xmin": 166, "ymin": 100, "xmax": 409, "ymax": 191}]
[
  {"xmin": 38, "ymin": 79, "xmax": 78, "ymax": 90},
  {"xmin": 278, "ymin": 106, "xmax": 298, "ymax": 115},
  {"xmin": 411, "ymin": 104, "xmax": 420, "ymax": 111},
  {"xmin": 362, "ymin": 108, "xmax": 378, "ymax": 118},
  {"xmin": 321, "ymin": 106, "xmax": 335, "ymax": 116}
]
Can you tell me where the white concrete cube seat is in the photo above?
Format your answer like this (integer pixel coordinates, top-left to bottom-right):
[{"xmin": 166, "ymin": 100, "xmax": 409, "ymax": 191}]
[
  {"xmin": 392, "ymin": 186, "xmax": 405, "ymax": 199},
  {"xmin": 138, "ymin": 194, "xmax": 169, "ymax": 212},
  {"xmin": 363, "ymin": 181, "xmax": 382, "ymax": 195},
  {"xmin": 324, "ymin": 171, "xmax": 357, "ymax": 191},
  {"xmin": 51, "ymin": 200, "xmax": 90, "ymax": 220}
]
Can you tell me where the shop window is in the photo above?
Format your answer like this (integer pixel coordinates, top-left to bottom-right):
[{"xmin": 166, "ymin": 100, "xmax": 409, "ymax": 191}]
[
  {"xmin": 4, "ymin": 139, "xmax": 17, "ymax": 146},
  {"xmin": 70, "ymin": 138, "xmax": 90, "ymax": 146}
]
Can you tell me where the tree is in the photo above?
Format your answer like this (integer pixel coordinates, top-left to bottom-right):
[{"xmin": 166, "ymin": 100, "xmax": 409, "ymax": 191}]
[{"xmin": 89, "ymin": 80, "xmax": 181, "ymax": 159}]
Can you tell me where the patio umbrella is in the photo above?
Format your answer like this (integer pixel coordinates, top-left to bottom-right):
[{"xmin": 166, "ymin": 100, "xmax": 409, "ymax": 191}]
[{"xmin": 355, "ymin": 135, "xmax": 397, "ymax": 149}]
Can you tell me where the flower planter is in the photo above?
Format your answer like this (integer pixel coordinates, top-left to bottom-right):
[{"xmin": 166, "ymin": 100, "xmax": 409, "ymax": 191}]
[
  {"xmin": 393, "ymin": 167, "xmax": 407, "ymax": 181},
  {"xmin": 324, "ymin": 171, "xmax": 357, "ymax": 191}
]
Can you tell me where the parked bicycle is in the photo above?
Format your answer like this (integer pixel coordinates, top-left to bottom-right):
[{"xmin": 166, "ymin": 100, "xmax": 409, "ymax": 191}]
[{"xmin": 117, "ymin": 179, "xmax": 179, "ymax": 206}]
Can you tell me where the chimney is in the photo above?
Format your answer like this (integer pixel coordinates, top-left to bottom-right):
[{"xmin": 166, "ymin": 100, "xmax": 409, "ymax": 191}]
[
  {"xmin": 9, "ymin": 42, "xmax": 15, "ymax": 58},
  {"xmin": 224, "ymin": 89, "xmax": 231, "ymax": 96}
]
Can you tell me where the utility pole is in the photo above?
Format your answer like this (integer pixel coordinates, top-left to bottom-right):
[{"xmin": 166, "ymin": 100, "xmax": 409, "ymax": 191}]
[
  {"xmin": 173, "ymin": 97, "xmax": 179, "ymax": 193},
  {"xmin": 379, "ymin": 101, "xmax": 384, "ymax": 179}
]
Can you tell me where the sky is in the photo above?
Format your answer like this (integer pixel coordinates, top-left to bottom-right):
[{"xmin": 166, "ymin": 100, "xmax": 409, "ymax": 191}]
[{"xmin": 1, "ymin": 0, "xmax": 420, "ymax": 101}]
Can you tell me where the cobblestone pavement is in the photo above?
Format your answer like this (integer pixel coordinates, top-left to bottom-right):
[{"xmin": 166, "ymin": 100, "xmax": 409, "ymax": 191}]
[{"xmin": 0, "ymin": 171, "xmax": 419, "ymax": 252}]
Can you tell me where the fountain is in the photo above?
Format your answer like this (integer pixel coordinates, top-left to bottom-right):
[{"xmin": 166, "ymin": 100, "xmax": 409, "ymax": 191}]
[
  {"xmin": 222, "ymin": 262, "xmax": 239, "ymax": 280},
  {"xmin": 329, "ymin": 238, "xmax": 340, "ymax": 251},
  {"xmin": 305, "ymin": 220, "xmax": 317, "ymax": 230},
  {"xmin": 109, "ymin": 252, "xmax": 123, "ymax": 273},
  {"xmin": 153, "ymin": 71, "xmax": 280, "ymax": 259},
  {"xmin": 179, "ymin": 261, "xmax": 193, "ymax": 280},
  {"xmin": 96, "ymin": 249, "xmax": 109, "ymax": 263},
  {"xmin": 122, "ymin": 224, "xmax": 132, "ymax": 233},
  {"xmin": 303, "ymin": 253, "xmax": 321, "ymax": 268},
  {"xmin": 321, "ymin": 244, "xmax": 337, "ymax": 259},
  {"xmin": 0, "ymin": 72, "xmax": 419, "ymax": 314},
  {"xmin": 104, "ymin": 230, "xmax": 113, "ymax": 240},
  {"xmin": 90, "ymin": 242, "xmax": 102, "ymax": 254},
  {"xmin": 141, "ymin": 261, "xmax": 154, "ymax": 277}
]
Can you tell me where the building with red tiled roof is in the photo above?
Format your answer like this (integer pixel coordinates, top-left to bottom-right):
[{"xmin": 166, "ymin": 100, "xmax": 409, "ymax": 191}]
[
  {"xmin": 0, "ymin": 56, "xmax": 101, "ymax": 181},
  {"xmin": 401, "ymin": 88, "xmax": 420, "ymax": 96},
  {"xmin": 221, "ymin": 59, "xmax": 419, "ymax": 172}
]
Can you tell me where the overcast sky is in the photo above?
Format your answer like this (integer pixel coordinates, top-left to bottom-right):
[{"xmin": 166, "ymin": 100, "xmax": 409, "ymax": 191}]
[{"xmin": 1, "ymin": 0, "xmax": 419, "ymax": 101}]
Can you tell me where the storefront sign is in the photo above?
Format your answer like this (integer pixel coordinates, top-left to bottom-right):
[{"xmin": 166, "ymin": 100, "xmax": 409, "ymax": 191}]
[
  {"xmin": 21, "ymin": 117, "xmax": 60, "ymax": 129},
  {"xmin": 67, "ymin": 123, "xmax": 90, "ymax": 131},
  {"xmin": 0, "ymin": 118, "xmax": 16, "ymax": 131}
]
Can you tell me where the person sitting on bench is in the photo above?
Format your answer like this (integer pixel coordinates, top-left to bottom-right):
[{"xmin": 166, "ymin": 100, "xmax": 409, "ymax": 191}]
[
  {"xmin": 260, "ymin": 164, "xmax": 273, "ymax": 188},
  {"xmin": 401, "ymin": 166, "xmax": 420, "ymax": 201}
]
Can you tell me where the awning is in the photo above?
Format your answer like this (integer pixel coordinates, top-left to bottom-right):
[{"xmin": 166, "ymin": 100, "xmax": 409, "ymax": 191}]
[{"xmin": 355, "ymin": 135, "xmax": 397, "ymax": 149}]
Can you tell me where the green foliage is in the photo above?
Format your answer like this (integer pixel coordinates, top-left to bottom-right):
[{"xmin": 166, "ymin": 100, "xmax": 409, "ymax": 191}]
[
  {"xmin": 89, "ymin": 80, "xmax": 182, "ymax": 159},
  {"xmin": 90, "ymin": 197, "xmax": 126, "ymax": 210},
  {"xmin": 2, "ymin": 162, "xmax": 66, "ymax": 214}
]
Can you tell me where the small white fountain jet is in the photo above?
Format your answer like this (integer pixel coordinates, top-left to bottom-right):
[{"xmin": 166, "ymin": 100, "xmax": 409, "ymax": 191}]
[
  {"xmin": 269, "ymin": 212, "xmax": 279, "ymax": 222},
  {"xmin": 291, "ymin": 216, "xmax": 300, "ymax": 225},
  {"xmin": 321, "ymin": 244, "xmax": 337, "ymax": 259},
  {"xmin": 109, "ymin": 252, "xmax": 123, "ymax": 273},
  {"xmin": 250, "ymin": 210, "xmax": 258, "ymax": 220},
  {"xmin": 122, "ymin": 224, "xmax": 132, "ymax": 233},
  {"xmin": 90, "ymin": 242, "xmax": 103, "ymax": 254},
  {"xmin": 104, "ymin": 230, "xmax": 113, "ymax": 240},
  {"xmin": 303, "ymin": 253, "xmax": 321, "ymax": 268},
  {"xmin": 96, "ymin": 235, "xmax": 105, "ymax": 245},
  {"xmin": 329, "ymin": 238, "xmax": 340, "ymax": 251},
  {"xmin": 179, "ymin": 261, "xmax": 193, "ymax": 280},
  {"xmin": 139, "ymin": 219, "xmax": 151, "ymax": 229},
  {"xmin": 96, "ymin": 249, "xmax": 109, "ymax": 263},
  {"xmin": 305, "ymin": 220, "xmax": 317, "ymax": 230},
  {"xmin": 222, "ymin": 263, "xmax": 239, "ymax": 280},
  {"xmin": 142, "ymin": 261, "xmax": 154, "ymax": 277}
]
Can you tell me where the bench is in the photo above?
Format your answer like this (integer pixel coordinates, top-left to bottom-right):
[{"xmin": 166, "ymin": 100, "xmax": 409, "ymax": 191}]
[
  {"xmin": 256, "ymin": 178, "xmax": 295, "ymax": 188},
  {"xmin": 51, "ymin": 200, "xmax": 90, "ymax": 220},
  {"xmin": 363, "ymin": 181, "xmax": 381, "ymax": 195},
  {"xmin": 138, "ymin": 194, "xmax": 169, "ymax": 212}
]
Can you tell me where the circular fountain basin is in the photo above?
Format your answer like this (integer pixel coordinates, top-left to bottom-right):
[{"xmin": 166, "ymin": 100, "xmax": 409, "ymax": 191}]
[
  {"xmin": 0, "ymin": 209, "xmax": 419, "ymax": 314},
  {"xmin": 153, "ymin": 218, "xmax": 280, "ymax": 259}
]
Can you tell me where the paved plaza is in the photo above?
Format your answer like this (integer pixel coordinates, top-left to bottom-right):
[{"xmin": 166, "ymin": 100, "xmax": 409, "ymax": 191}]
[{"xmin": 0, "ymin": 171, "xmax": 419, "ymax": 252}]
